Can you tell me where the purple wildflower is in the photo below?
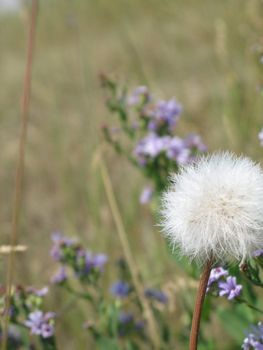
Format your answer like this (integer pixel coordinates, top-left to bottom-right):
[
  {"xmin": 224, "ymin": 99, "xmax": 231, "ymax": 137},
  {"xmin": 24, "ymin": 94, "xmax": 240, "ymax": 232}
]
[
  {"xmin": 145, "ymin": 288, "xmax": 168, "ymax": 304},
  {"xmin": 75, "ymin": 250, "xmax": 107, "ymax": 279},
  {"xmin": 253, "ymin": 250, "xmax": 263, "ymax": 258},
  {"xmin": 149, "ymin": 99, "xmax": 182, "ymax": 132},
  {"xmin": 128, "ymin": 86, "xmax": 151, "ymax": 106},
  {"xmin": 242, "ymin": 322, "xmax": 263, "ymax": 349},
  {"xmin": 24, "ymin": 311, "xmax": 55, "ymax": 338},
  {"xmin": 166, "ymin": 136, "xmax": 190, "ymax": 164},
  {"xmin": 51, "ymin": 267, "xmax": 67, "ymax": 284},
  {"xmin": 134, "ymin": 133, "xmax": 170, "ymax": 161},
  {"xmin": 26, "ymin": 286, "xmax": 49, "ymax": 297},
  {"xmin": 184, "ymin": 133, "xmax": 207, "ymax": 153},
  {"xmin": 110, "ymin": 281, "xmax": 131, "ymax": 298},
  {"xmin": 218, "ymin": 276, "xmax": 242, "ymax": 300},
  {"xmin": 50, "ymin": 232, "xmax": 76, "ymax": 261},
  {"xmin": 92, "ymin": 254, "xmax": 108, "ymax": 270},
  {"xmin": 140, "ymin": 185, "xmax": 154, "ymax": 204},
  {"xmin": 207, "ymin": 267, "xmax": 229, "ymax": 290}
]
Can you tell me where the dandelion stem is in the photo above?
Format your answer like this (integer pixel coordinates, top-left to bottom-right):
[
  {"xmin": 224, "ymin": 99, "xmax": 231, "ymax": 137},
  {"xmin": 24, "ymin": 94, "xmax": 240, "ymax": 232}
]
[
  {"xmin": 1, "ymin": 1, "xmax": 38, "ymax": 348},
  {"xmin": 189, "ymin": 259, "xmax": 213, "ymax": 350}
]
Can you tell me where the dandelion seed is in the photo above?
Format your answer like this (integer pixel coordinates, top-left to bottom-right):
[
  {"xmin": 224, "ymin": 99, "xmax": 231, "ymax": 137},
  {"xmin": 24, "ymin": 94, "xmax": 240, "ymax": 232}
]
[{"xmin": 161, "ymin": 151, "xmax": 263, "ymax": 263}]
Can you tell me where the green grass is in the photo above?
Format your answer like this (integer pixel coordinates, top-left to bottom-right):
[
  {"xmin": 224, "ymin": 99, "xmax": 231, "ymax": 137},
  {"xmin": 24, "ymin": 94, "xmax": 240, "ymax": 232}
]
[{"xmin": 1, "ymin": 0, "xmax": 263, "ymax": 348}]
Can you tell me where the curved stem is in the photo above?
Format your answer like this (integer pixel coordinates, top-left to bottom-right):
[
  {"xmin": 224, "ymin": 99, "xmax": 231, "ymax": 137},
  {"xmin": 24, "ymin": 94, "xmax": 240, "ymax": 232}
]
[{"xmin": 189, "ymin": 259, "xmax": 213, "ymax": 350}]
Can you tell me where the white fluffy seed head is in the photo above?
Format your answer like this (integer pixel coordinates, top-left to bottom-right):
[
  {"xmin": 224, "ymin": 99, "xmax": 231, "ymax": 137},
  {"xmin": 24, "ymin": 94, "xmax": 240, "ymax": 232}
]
[{"xmin": 161, "ymin": 152, "xmax": 263, "ymax": 264}]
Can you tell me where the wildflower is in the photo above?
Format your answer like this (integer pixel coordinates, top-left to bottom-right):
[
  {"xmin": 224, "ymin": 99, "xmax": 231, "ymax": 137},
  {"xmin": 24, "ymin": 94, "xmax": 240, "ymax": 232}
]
[
  {"xmin": 78, "ymin": 252, "xmax": 107, "ymax": 277},
  {"xmin": 50, "ymin": 232, "xmax": 76, "ymax": 261},
  {"xmin": 148, "ymin": 99, "xmax": 182, "ymax": 132},
  {"xmin": 134, "ymin": 133, "xmax": 169, "ymax": 161},
  {"xmin": 207, "ymin": 267, "xmax": 229, "ymax": 289},
  {"xmin": 218, "ymin": 276, "xmax": 242, "ymax": 300},
  {"xmin": 127, "ymin": 86, "xmax": 151, "ymax": 106},
  {"xmin": 161, "ymin": 152, "xmax": 263, "ymax": 263},
  {"xmin": 24, "ymin": 310, "xmax": 55, "ymax": 338},
  {"xmin": 184, "ymin": 133, "xmax": 207, "ymax": 153},
  {"xmin": 242, "ymin": 322, "xmax": 263, "ymax": 349},
  {"xmin": 26, "ymin": 286, "xmax": 49, "ymax": 297},
  {"xmin": 140, "ymin": 186, "xmax": 154, "ymax": 204},
  {"xmin": 166, "ymin": 136, "xmax": 191, "ymax": 164},
  {"xmin": 144, "ymin": 288, "xmax": 168, "ymax": 304},
  {"xmin": 51, "ymin": 267, "xmax": 67, "ymax": 284},
  {"xmin": 110, "ymin": 281, "xmax": 131, "ymax": 298},
  {"xmin": 92, "ymin": 254, "xmax": 108, "ymax": 270},
  {"xmin": 253, "ymin": 250, "xmax": 263, "ymax": 258}
]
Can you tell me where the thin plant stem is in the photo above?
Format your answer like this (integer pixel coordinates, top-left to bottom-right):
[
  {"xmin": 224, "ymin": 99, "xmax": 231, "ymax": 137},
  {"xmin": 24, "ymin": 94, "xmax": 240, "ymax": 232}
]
[
  {"xmin": 237, "ymin": 298, "xmax": 263, "ymax": 314},
  {"xmin": 1, "ymin": 1, "xmax": 38, "ymax": 349},
  {"xmin": 189, "ymin": 259, "xmax": 213, "ymax": 350},
  {"xmin": 99, "ymin": 154, "xmax": 161, "ymax": 349}
]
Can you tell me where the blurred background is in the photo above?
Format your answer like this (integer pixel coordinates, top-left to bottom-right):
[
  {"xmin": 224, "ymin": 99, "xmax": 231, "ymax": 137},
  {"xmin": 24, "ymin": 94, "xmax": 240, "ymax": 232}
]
[{"xmin": 1, "ymin": 0, "xmax": 263, "ymax": 348}]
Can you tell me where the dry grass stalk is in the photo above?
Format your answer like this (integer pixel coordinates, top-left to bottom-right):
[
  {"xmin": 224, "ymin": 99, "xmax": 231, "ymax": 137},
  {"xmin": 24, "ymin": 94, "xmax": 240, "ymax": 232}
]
[
  {"xmin": 99, "ymin": 153, "xmax": 161, "ymax": 349},
  {"xmin": 1, "ymin": 1, "xmax": 38, "ymax": 348}
]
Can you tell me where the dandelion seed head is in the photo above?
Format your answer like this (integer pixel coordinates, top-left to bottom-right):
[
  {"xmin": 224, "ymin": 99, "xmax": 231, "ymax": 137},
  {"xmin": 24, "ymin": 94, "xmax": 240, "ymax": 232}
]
[{"xmin": 161, "ymin": 152, "xmax": 263, "ymax": 263}]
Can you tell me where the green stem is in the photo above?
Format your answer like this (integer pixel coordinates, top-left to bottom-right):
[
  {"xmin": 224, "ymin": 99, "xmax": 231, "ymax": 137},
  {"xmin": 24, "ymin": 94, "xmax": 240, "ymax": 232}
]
[{"xmin": 237, "ymin": 298, "xmax": 263, "ymax": 314}]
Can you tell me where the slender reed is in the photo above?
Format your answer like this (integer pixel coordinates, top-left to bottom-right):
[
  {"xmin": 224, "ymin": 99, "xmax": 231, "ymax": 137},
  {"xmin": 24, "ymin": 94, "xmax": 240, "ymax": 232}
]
[
  {"xmin": 99, "ymin": 155, "xmax": 161, "ymax": 349},
  {"xmin": 1, "ymin": 1, "xmax": 38, "ymax": 348},
  {"xmin": 189, "ymin": 260, "xmax": 213, "ymax": 350}
]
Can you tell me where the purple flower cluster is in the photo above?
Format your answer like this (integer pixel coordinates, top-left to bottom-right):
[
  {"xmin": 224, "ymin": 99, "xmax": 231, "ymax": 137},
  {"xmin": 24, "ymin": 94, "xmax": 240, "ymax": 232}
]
[
  {"xmin": 206, "ymin": 267, "xmax": 242, "ymax": 300},
  {"xmin": 253, "ymin": 250, "xmax": 263, "ymax": 258},
  {"xmin": 102, "ymin": 78, "xmax": 207, "ymax": 205},
  {"xmin": 51, "ymin": 267, "xmax": 67, "ymax": 285},
  {"xmin": 146, "ymin": 98, "xmax": 182, "ymax": 133},
  {"xmin": 24, "ymin": 311, "xmax": 55, "ymax": 338},
  {"xmin": 26, "ymin": 286, "xmax": 49, "ymax": 297},
  {"xmin": 128, "ymin": 86, "xmax": 151, "ymax": 106},
  {"xmin": 144, "ymin": 288, "xmax": 168, "ymax": 304},
  {"xmin": 134, "ymin": 133, "xmax": 205, "ymax": 167},
  {"xmin": 117, "ymin": 311, "xmax": 145, "ymax": 337},
  {"xmin": 110, "ymin": 281, "xmax": 131, "ymax": 298},
  {"xmin": 50, "ymin": 233, "xmax": 107, "ymax": 283},
  {"xmin": 242, "ymin": 322, "xmax": 263, "ymax": 349},
  {"xmin": 129, "ymin": 87, "xmax": 206, "ymax": 168},
  {"xmin": 207, "ymin": 267, "xmax": 228, "ymax": 292},
  {"xmin": 50, "ymin": 232, "xmax": 76, "ymax": 261}
]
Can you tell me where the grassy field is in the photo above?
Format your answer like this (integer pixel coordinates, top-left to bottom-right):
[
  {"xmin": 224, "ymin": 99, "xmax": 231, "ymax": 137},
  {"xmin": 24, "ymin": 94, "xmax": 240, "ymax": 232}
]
[{"xmin": 1, "ymin": 0, "xmax": 263, "ymax": 348}]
